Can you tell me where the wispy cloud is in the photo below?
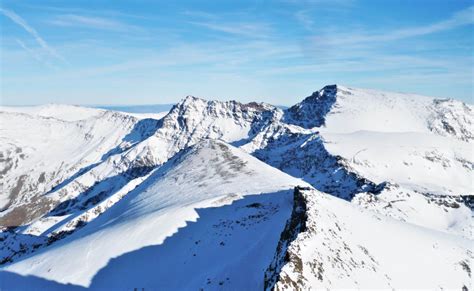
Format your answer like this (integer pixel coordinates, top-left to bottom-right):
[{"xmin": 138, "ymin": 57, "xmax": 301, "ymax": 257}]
[
  {"xmin": 182, "ymin": 10, "xmax": 218, "ymax": 20},
  {"xmin": 282, "ymin": 0, "xmax": 354, "ymax": 5},
  {"xmin": 20, "ymin": 4, "xmax": 153, "ymax": 20},
  {"xmin": 294, "ymin": 10, "xmax": 314, "ymax": 30},
  {"xmin": 48, "ymin": 14, "xmax": 140, "ymax": 32},
  {"xmin": 1, "ymin": 38, "xmax": 301, "ymax": 82},
  {"xmin": 313, "ymin": 5, "xmax": 474, "ymax": 46},
  {"xmin": 2, "ymin": 2, "xmax": 472, "ymax": 104},
  {"xmin": 287, "ymin": 0, "xmax": 355, "ymax": 19},
  {"xmin": 0, "ymin": 7, "xmax": 66, "ymax": 63},
  {"xmin": 188, "ymin": 21, "xmax": 271, "ymax": 38},
  {"xmin": 15, "ymin": 39, "xmax": 57, "ymax": 69},
  {"xmin": 183, "ymin": 9, "xmax": 272, "ymax": 39}
]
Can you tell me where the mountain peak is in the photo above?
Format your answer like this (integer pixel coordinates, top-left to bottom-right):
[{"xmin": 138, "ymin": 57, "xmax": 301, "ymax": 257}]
[
  {"xmin": 168, "ymin": 94, "xmax": 279, "ymax": 122},
  {"xmin": 283, "ymin": 85, "xmax": 339, "ymax": 128},
  {"xmin": 321, "ymin": 84, "xmax": 338, "ymax": 91},
  {"xmin": 179, "ymin": 95, "xmax": 206, "ymax": 105}
]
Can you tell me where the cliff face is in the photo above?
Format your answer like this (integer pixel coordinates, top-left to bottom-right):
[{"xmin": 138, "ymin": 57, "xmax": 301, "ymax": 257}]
[
  {"xmin": 283, "ymin": 85, "xmax": 338, "ymax": 128},
  {"xmin": 264, "ymin": 186, "xmax": 309, "ymax": 290}
]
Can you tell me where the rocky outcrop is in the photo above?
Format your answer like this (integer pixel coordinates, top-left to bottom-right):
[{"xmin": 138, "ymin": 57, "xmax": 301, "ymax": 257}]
[
  {"xmin": 264, "ymin": 186, "xmax": 309, "ymax": 290},
  {"xmin": 283, "ymin": 85, "xmax": 338, "ymax": 128},
  {"xmin": 251, "ymin": 129, "xmax": 386, "ymax": 200},
  {"xmin": 428, "ymin": 98, "xmax": 474, "ymax": 142}
]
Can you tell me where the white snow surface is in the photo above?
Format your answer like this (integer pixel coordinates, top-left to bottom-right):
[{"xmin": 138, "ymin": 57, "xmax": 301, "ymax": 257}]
[
  {"xmin": 275, "ymin": 188, "xmax": 473, "ymax": 290},
  {"xmin": 321, "ymin": 87, "xmax": 433, "ymax": 133},
  {"xmin": 0, "ymin": 104, "xmax": 105, "ymax": 122},
  {"xmin": 353, "ymin": 184, "xmax": 473, "ymax": 239},
  {"xmin": 0, "ymin": 107, "xmax": 139, "ymax": 211},
  {"xmin": 322, "ymin": 131, "xmax": 473, "ymax": 195},
  {"xmin": 1, "ymin": 140, "xmax": 304, "ymax": 289},
  {"xmin": 320, "ymin": 86, "xmax": 473, "ymax": 138}
]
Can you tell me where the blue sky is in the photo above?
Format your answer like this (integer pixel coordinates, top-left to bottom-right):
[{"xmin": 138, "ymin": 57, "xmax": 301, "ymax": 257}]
[{"xmin": 1, "ymin": 0, "xmax": 473, "ymax": 105}]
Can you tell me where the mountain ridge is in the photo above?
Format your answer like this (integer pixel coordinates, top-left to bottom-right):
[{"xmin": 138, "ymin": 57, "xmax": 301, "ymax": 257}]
[{"xmin": 0, "ymin": 85, "xmax": 472, "ymax": 289}]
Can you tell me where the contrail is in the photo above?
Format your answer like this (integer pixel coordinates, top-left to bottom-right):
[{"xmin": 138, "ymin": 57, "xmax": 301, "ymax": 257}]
[{"xmin": 1, "ymin": 7, "xmax": 67, "ymax": 63}]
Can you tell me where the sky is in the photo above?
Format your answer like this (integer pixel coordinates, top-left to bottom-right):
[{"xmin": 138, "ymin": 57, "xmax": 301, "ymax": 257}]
[{"xmin": 0, "ymin": 0, "xmax": 473, "ymax": 106}]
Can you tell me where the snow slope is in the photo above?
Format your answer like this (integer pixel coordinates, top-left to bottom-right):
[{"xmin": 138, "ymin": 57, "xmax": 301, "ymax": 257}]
[
  {"xmin": 353, "ymin": 184, "xmax": 473, "ymax": 239},
  {"xmin": 1, "ymin": 140, "xmax": 305, "ymax": 289},
  {"xmin": 289, "ymin": 85, "xmax": 473, "ymax": 141},
  {"xmin": 0, "ymin": 104, "xmax": 170, "ymax": 122},
  {"xmin": 0, "ymin": 104, "xmax": 105, "ymax": 122},
  {"xmin": 0, "ymin": 109, "xmax": 137, "ymax": 219},
  {"xmin": 323, "ymin": 131, "xmax": 472, "ymax": 195},
  {"xmin": 274, "ymin": 188, "xmax": 473, "ymax": 290},
  {"xmin": 0, "ymin": 104, "xmax": 169, "ymax": 233}
]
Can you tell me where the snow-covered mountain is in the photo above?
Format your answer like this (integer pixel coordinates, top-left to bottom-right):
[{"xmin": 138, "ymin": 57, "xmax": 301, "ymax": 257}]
[
  {"xmin": 0, "ymin": 105, "xmax": 160, "ymax": 227},
  {"xmin": 0, "ymin": 85, "xmax": 472, "ymax": 290}
]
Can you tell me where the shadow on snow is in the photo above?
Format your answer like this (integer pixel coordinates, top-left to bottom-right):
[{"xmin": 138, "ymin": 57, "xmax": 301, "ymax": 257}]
[{"xmin": 1, "ymin": 189, "xmax": 292, "ymax": 290}]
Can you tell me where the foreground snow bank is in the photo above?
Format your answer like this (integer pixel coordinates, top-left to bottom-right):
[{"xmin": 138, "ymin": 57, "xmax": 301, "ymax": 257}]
[{"xmin": 274, "ymin": 188, "xmax": 473, "ymax": 290}]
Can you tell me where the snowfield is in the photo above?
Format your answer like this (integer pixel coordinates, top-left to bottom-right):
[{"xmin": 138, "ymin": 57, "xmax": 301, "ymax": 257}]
[
  {"xmin": 0, "ymin": 104, "xmax": 105, "ymax": 122},
  {"xmin": 0, "ymin": 85, "xmax": 472, "ymax": 290},
  {"xmin": 322, "ymin": 131, "xmax": 472, "ymax": 195}
]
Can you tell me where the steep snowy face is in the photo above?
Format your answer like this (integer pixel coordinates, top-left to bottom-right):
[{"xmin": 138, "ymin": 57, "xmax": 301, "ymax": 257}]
[
  {"xmin": 284, "ymin": 84, "xmax": 337, "ymax": 128},
  {"xmin": 272, "ymin": 188, "xmax": 472, "ymax": 290},
  {"xmin": 1, "ymin": 140, "xmax": 306, "ymax": 289}
]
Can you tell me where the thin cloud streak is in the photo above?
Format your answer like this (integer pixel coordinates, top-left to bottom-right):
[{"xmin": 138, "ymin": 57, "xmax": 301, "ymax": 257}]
[
  {"xmin": 282, "ymin": 0, "xmax": 355, "ymax": 6},
  {"xmin": 294, "ymin": 10, "xmax": 314, "ymax": 30},
  {"xmin": 1, "ymin": 39, "xmax": 302, "ymax": 82},
  {"xmin": 20, "ymin": 4, "xmax": 154, "ymax": 20},
  {"xmin": 313, "ymin": 5, "xmax": 474, "ymax": 46},
  {"xmin": 188, "ymin": 21, "xmax": 271, "ymax": 38},
  {"xmin": 0, "ymin": 7, "xmax": 67, "ymax": 63},
  {"xmin": 48, "ymin": 14, "xmax": 141, "ymax": 32},
  {"xmin": 15, "ymin": 39, "xmax": 58, "ymax": 69}
]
